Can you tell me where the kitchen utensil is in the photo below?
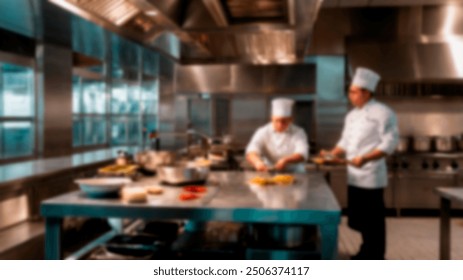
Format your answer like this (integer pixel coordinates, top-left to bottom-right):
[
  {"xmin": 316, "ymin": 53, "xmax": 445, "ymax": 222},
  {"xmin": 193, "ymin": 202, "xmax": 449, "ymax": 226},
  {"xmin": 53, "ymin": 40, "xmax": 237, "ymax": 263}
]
[
  {"xmin": 435, "ymin": 136, "xmax": 456, "ymax": 152},
  {"xmin": 135, "ymin": 150, "xmax": 176, "ymax": 172},
  {"xmin": 413, "ymin": 136, "xmax": 433, "ymax": 152},
  {"xmin": 157, "ymin": 162, "xmax": 209, "ymax": 185},
  {"xmin": 105, "ymin": 234, "xmax": 167, "ymax": 257},
  {"xmin": 396, "ymin": 136, "xmax": 411, "ymax": 153},
  {"xmin": 116, "ymin": 150, "xmax": 133, "ymax": 166},
  {"xmin": 75, "ymin": 177, "xmax": 132, "ymax": 198}
]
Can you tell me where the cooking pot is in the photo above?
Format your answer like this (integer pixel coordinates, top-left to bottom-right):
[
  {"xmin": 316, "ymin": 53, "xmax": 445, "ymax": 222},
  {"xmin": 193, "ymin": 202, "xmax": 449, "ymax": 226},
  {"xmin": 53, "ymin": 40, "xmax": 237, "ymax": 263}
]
[
  {"xmin": 135, "ymin": 151, "xmax": 176, "ymax": 171},
  {"xmin": 395, "ymin": 136, "xmax": 411, "ymax": 153},
  {"xmin": 435, "ymin": 136, "xmax": 456, "ymax": 152},
  {"xmin": 413, "ymin": 136, "xmax": 433, "ymax": 152},
  {"xmin": 157, "ymin": 162, "xmax": 209, "ymax": 185}
]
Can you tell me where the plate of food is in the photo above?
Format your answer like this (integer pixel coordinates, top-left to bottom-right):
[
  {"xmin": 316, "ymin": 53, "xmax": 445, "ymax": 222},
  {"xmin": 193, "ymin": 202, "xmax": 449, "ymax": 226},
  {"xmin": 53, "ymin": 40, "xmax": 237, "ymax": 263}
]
[
  {"xmin": 248, "ymin": 174, "xmax": 296, "ymax": 188},
  {"xmin": 310, "ymin": 155, "xmax": 347, "ymax": 166}
]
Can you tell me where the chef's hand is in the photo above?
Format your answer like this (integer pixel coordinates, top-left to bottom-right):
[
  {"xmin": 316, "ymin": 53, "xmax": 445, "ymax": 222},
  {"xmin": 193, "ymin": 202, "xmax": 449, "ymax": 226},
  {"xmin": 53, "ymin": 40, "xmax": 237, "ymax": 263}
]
[
  {"xmin": 275, "ymin": 158, "xmax": 288, "ymax": 171},
  {"xmin": 255, "ymin": 161, "xmax": 269, "ymax": 172},
  {"xmin": 350, "ymin": 156, "xmax": 366, "ymax": 168},
  {"xmin": 319, "ymin": 149, "xmax": 331, "ymax": 157}
]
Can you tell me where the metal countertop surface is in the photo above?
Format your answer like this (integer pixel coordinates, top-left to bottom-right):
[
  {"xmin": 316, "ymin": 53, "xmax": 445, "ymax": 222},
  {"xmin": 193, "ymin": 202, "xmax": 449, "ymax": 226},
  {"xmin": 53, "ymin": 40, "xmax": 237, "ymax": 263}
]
[
  {"xmin": 0, "ymin": 147, "xmax": 139, "ymax": 187},
  {"xmin": 41, "ymin": 171, "xmax": 341, "ymax": 225},
  {"xmin": 435, "ymin": 187, "xmax": 463, "ymax": 203}
]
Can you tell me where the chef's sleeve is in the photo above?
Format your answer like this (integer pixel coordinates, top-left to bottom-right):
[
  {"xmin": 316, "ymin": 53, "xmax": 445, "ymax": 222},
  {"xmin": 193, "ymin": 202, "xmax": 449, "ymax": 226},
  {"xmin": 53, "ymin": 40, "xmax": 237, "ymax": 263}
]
[
  {"xmin": 376, "ymin": 110, "xmax": 399, "ymax": 155},
  {"xmin": 293, "ymin": 130, "xmax": 309, "ymax": 160},
  {"xmin": 336, "ymin": 114, "xmax": 350, "ymax": 150},
  {"xmin": 246, "ymin": 128, "xmax": 265, "ymax": 155}
]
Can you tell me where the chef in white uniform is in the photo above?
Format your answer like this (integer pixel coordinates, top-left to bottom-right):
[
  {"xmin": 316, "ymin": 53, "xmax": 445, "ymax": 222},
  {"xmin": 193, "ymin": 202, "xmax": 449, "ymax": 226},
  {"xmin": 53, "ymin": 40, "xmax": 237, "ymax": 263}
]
[
  {"xmin": 322, "ymin": 67, "xmax": 399, "ymax": 260},
  {"xmin": 246, "ymin": 98, "xmax": 309, "ymax": 173}
]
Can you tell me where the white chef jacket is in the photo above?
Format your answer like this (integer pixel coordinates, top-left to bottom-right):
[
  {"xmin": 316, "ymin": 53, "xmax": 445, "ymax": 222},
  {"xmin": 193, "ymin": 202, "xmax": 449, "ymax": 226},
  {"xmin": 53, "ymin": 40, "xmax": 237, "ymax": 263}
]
[
  {"xmin": 337, "ymin": 99, "xmax": 399, "ymax": 189},
  {"xmin": 246, "ymin": 123, "xmax": 309, "ymax": 173}
]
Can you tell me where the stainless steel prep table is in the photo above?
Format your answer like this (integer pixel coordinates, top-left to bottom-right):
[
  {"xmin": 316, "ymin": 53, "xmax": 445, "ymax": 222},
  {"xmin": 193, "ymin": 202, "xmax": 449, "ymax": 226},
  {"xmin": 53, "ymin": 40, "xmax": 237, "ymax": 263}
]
[
  {"xmin": 41, "ymin": 171, "xmax": 341, "ymax": 260},
  {"xmin": 435, "ymin": 187, "xmax": 463, "ymax": 260}
]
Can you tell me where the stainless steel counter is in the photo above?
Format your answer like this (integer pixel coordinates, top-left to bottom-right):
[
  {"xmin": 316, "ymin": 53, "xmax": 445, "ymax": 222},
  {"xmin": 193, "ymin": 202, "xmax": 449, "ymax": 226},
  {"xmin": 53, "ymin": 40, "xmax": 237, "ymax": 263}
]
[
  {"xmin": 41, "ymin": 171, "xmax": 341, "ymax": 260},
  {"xmin": 0, "ymin": 147, "xmax": 138, "ymax": 188},
  {"xmin": 435, "ymin": 187, "xmax": 463, "ymax": 260}
]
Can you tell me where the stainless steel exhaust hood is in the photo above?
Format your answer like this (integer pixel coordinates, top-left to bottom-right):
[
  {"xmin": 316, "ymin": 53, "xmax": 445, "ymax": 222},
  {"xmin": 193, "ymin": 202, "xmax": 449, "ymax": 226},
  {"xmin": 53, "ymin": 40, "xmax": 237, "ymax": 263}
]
[
  {"xmin": 48, "ymin": 0, "xmax": 324, "ymax": 64},
  {"xmin": 346, "ymin": 5, "xmax": 463, "ymax": 81},
  {"xmin": 48, "ymin": 0, "xmax": 211, "ymax": 60},
  {"xmin": 175, "ymin": 63, "xmax": 316, "ymax": 95}
]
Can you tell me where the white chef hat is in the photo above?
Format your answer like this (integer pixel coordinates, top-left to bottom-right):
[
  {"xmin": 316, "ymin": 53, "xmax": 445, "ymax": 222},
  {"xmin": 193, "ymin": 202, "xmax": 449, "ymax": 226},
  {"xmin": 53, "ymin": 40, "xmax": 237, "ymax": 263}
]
[
  {"xmin": 351, "ymin": 67, "xmax": 381, "ymax": 92},
  {"xmin": 271, "ymin": 98, "xmax": 294, "ymax": 117}
]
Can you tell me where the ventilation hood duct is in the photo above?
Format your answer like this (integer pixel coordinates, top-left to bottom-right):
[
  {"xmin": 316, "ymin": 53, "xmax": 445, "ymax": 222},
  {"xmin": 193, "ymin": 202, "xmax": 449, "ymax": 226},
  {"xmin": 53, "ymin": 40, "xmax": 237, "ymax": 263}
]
[
  {"xmin": 346, "ymin": 5, "xmax": 463, "ymax": 82},
  {"xmin": 48, "ymin": 0, "xmax": 211, "ymax": 60},
  {"xmin": 49, "ymin": 0, "xmax": 324, "ymax": 64},
  {"xmin": 183, "ymin": 0, "xmax": 324, "ymax": 64}
]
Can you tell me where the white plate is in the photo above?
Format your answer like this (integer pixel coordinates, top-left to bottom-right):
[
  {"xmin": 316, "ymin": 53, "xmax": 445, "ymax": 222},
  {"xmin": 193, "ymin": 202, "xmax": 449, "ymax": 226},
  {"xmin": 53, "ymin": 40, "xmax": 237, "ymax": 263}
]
[{"xmin": 75, "ymin": 178, "xmax": 132, "ymax": 197}]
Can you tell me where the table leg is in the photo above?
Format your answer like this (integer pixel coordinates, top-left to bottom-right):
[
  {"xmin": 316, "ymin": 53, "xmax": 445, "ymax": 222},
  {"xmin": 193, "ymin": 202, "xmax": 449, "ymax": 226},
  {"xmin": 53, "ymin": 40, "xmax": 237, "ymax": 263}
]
[
  {"xmin": 439, "ymin": 197, "xmax": 451, "ymax": 260},
  {"xmin": 45, "ymin": 217, "xmax": 63, "ymax": 260},
  {"xmin": 319, "ymin": 224, "xmax": 338, "ymax": 260}
]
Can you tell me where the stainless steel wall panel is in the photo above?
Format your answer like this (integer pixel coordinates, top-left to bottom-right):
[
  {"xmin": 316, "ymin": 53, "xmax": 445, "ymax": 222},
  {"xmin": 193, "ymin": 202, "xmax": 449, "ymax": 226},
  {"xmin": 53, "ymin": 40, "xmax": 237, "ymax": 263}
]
[
  {"xmin": 230, "ymin": 98, "xmax": 268, "ymax": 146},
  {"xmin": 40, "ymin": 43, "xmax": 73, "ymax": 157},
  {"xmin": 381, "ymin": 99, "xmax": 463, "ymax": 137},
  {"xmin": 158, "ymin": 55, "xmax": 188, "ymax": 150},
  {"xmin": 176, "ymin": 64, "xmax": 230, "ymax": 94},
  {"xmin": 230, "ymin": 65, "xmax": 264, "ymax": 93},
  {"xmin": 175, "ymin": 64, "xmax": 316, "ymax": 95},
  {"xmin": 188, "ymin": 98, "xmax": 212, "ymax": 136},
  {"xmin": 264, "ymin": 64, "xmax": 316, "ymax": 94}
]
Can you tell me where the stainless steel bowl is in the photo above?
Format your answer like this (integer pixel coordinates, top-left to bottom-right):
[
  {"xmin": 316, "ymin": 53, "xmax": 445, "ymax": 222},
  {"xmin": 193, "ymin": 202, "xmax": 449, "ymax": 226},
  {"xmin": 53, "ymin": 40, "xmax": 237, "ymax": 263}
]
[
  {"xmin": 413, "ymin": 136, "xmax": 433, "ymax": 152},
  {"xmin": 157, "ymin": 163, "xmax": 209, "ymax": 184},
  {"xmin": 135, "ymin": 151, "xmax": 176, "ymax": 171},
  {"xmin": 435, "ymin": 136, "xmax": 456, "ymax": 152}
]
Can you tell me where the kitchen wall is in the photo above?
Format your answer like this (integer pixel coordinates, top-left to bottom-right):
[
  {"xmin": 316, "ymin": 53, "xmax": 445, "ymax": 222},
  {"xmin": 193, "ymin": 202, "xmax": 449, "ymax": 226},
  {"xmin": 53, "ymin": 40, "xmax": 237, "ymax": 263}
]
[
  {"xmin": 307, "ymin": 56, "xmax": 348, "ymax": 150},
  {"xmin": 381, "ymin": 99, "xmax": 463, "ymax": 137},
  {"xmin": 158, "ymin": 55, "xmax": 188, "ymax": 150}
]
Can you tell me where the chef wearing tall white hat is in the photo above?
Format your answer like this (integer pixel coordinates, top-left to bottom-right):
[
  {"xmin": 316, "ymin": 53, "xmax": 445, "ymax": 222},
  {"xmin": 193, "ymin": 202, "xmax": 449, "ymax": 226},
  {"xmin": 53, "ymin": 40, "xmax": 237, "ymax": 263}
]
[
  {"xmin": 246, "ymin": 98, "xmax": 309, "ymax": 173},
  {"xmin": 321, "ymin": 67, "xmax": 399, "ymax": 260}
]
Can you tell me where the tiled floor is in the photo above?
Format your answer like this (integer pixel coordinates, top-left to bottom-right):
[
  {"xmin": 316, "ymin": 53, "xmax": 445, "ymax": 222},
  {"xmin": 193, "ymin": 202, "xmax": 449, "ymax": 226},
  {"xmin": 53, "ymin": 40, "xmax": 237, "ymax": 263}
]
[{"xmin": 337, "ymin": 216, "xmax": 463, "ymax": 260}]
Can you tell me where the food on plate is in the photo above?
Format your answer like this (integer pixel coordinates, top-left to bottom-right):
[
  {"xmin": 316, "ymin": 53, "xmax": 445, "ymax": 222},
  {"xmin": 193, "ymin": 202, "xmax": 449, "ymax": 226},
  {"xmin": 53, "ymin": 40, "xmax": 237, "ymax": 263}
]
[
  {"xmin": 271, "ymin": 174, "xmax": 295, "ymax": 185},
  {"xmin": 194, "ymin": 157, "xmax": 212, "ymax": 167},
  {"xmin": 121, "ymin": 187, "xmax": 147, "ymax": 203},
  {"xmin": 312, "ymin": 156, "xmax": 325, "ymax": 165},
  {"xmin": 99, "ymin": 164, "xmax": 138, "ymax": 175},
  {"xmin": 183, "ymin": 186, "xmax": 207, "ymax": 193},
  {"xmin": 146, "ymin": 186, "xmax": 164, "ymax": 195},
  {"xmin": 179, "ymin": 192, "xmax": 199, "ymax": 201},
  {"xmin": 311, "ymin": 156, "xmax": 346, "ymax": 165},
  {"xmin": 249, "ymin": 176, "xmax": 269, "ymax": 186},
  {"xmin": 249, "ymin": 174, "xmax": 295, "ymax": 187}
]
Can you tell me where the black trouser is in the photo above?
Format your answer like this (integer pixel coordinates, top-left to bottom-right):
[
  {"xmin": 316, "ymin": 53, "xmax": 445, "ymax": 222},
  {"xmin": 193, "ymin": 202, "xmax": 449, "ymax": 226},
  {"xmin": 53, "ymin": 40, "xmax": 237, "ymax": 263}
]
[{"xmin": 347, "ymin": 185, "xmax": 386, "ymax": 260}]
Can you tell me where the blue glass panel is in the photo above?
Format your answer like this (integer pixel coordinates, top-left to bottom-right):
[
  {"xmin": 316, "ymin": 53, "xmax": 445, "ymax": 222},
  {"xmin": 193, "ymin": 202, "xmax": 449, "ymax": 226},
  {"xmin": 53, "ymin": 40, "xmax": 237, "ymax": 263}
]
[
  {"xmin": 2, "ymin": 121, "xmax": 33, "ymax": 158},
  {"xmin": 1, "ymin": 63, "xmax": 34, "ymax": 117}
]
